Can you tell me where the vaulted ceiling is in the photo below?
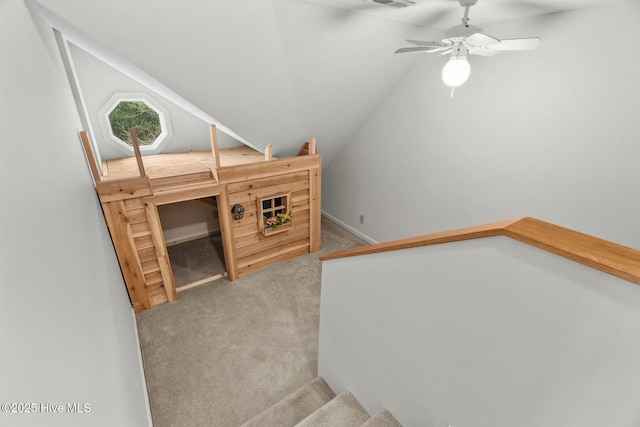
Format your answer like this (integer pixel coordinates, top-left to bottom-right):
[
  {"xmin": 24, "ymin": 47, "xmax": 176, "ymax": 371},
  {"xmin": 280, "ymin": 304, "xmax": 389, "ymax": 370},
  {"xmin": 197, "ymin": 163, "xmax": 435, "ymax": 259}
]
[
  {"xmin": 304, "ymin": 0, "xmax": 626, "ymax": 28},
  {"xmin": 36, "ymin": 0, "xmax": 626, "ymax": 165}
]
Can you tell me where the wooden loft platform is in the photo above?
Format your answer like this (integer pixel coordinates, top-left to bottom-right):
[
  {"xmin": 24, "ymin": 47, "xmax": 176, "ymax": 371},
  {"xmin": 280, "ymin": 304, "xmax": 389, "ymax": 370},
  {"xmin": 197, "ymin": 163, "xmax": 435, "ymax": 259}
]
[
  {"xmin": 81, "ymin": 125, "xmax": 291, "ymax": 201},
  {"xmin": 102, "ymin": 146, "xmax": 268, "ymax": 180},
  {"xmin": 101, "ymin": 146, "xmax": 268, "ymax": 192},
  {"xmin": 102, "ymin": 151, "xmax": 217, "ymax": 194},
  {"xmin": 102, "ymin": 151, "xmax": 216, "ymax": 181}
]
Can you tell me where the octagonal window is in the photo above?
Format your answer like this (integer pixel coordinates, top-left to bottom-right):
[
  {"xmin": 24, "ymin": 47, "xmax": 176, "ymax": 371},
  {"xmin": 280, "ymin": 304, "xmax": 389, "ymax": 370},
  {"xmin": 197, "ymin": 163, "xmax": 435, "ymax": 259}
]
[
  {"xmin": 108, "ymin": 101, "xmax": 162, "ymax": 146},
  {"xmin": 99, "ymin": 93, "xmax": 172, "ymax": 155}
]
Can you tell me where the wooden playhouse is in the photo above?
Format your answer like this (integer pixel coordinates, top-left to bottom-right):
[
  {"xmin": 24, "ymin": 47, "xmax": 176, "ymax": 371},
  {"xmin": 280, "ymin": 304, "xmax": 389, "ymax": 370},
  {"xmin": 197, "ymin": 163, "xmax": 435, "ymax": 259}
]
[{"xmin": 80, "ymin": 126, "xmax": 321, "ymax": 313}]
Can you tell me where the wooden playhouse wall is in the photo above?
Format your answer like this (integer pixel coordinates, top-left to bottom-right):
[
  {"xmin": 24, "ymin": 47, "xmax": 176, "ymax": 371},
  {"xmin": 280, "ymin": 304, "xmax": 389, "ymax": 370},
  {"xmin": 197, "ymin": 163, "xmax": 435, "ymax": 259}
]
[{"xmin": 221, "ymin": 156, "xmax": 321, "ymax": 278}]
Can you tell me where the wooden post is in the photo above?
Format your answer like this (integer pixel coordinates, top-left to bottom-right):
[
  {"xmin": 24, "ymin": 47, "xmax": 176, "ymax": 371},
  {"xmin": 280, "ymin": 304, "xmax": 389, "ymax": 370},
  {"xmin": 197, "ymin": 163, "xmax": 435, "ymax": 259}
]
[
  {"xmin": 297, "ymin": 138, "xmax": 316, "ymax": 156},
  {"xmin": 217, "ymin": 186, "xmax": 238, "ymax": 280},
  {"xmin": 79, "ymin": 131, "xmax": 102, "ymax": 184},
  {"xmin": 128, "ymin": 128, "xmax": 146, "ymax": 177},
  {"xmin": 209, "ymin": 124, "xmax": 221, "ymax": 169},
  {"xmin": 265, "ymin": 143, "xmax": 273, "ymax": 161},
  {"xmin": 309, "ymin": 158, "xmax": 322, "ymax": 252},
  {"xmin": 209, "ymin": 124, "xmax": 221, "ymax": 181},
  {"xmin": 308, "ymin": 137, "xmax": 316, "ymax": 155}
]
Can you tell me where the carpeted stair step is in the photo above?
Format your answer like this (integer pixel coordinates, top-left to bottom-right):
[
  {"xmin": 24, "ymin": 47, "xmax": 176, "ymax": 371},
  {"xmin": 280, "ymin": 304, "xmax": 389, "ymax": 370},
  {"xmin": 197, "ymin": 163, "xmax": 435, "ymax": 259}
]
[
  {"xmin": 295, "ymin": 391, "xmax": 370, "ymax": 427},
  {"xmin": 240, "ymin": 377, "xmax": 336, "ymax": 427},
  {"xmin": 361, "ymin": 409, "xmax": 402, "ymax": 427}
]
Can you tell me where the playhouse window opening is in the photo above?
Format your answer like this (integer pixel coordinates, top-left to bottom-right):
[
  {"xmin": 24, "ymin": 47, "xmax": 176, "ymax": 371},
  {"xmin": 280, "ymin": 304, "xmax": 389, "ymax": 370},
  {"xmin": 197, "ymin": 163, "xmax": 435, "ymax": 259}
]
[
  {"xmin": 108, "ymin": 101, "xmax": 162, "ymax": 146},
  {"xmin": 98, "ymin": 92, "xmax": 173, "ymax": 155},
  {"xmin": 261, "ymin": 195, "xmax": 288, "ymax": 219}
]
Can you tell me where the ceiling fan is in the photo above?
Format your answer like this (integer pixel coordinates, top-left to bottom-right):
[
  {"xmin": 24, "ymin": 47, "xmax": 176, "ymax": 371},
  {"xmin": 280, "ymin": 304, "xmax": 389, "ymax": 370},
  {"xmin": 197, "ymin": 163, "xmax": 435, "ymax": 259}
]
[{"xmin": 395, "ymin": 0, "xmax": 540, "ymax": 87}]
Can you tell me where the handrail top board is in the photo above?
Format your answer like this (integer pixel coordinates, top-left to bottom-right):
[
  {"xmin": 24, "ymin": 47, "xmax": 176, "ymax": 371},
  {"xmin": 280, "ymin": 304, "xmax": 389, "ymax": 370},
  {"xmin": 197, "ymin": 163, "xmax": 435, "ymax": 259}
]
[{"xmin": 319, "ymin": 217, "xmax": 640, "ymax": 285}]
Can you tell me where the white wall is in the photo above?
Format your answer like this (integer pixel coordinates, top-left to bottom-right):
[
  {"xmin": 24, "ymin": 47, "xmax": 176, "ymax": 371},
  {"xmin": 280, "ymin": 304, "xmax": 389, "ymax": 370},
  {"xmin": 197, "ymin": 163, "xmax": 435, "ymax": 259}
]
[
  {"xmin": 323, "ymin": 0, "xmax": 640, "ymax": 249},
  {"xmin": 38, "ymin": 0, "xmax": 437, "ymax": 161},
  {"xmin": 158, "ymin": 198, "xmax": 219, "ymax": 245},
  {"xmin": 0, "ymin": 1, "xmax": 151, "ymax": 426},
  {"xmin": 319, "ymin": 237, "xmax": 640, "ymax": 427},
  {"xmin": 68, "ymin": 43, "xmax": 243, "ymax": 160}
]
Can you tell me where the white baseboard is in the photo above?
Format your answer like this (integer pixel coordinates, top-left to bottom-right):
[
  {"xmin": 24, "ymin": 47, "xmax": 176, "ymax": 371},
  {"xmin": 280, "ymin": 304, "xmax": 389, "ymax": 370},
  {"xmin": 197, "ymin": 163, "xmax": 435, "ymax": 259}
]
[{"xmin": 321, "ymin": 211, "xmax": 378, "ymax": 245}]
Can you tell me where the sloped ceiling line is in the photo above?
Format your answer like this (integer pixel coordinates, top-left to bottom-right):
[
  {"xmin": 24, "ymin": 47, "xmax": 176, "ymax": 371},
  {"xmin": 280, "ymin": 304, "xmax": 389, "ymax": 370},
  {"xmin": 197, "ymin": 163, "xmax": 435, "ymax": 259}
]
[
  {"xmin": 33, "ymin": 0, "xmax": 437, "ymax": 164},
  {"xmin": 28, "ymin": 0, "xmax": 259, "ymax": 152}
]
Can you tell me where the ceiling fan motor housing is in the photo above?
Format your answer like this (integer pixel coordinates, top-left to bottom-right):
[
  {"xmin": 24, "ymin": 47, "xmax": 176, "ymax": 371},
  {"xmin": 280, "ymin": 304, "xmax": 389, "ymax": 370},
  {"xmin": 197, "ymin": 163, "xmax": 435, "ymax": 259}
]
[
  {"xmin": 444, "ymin": 24, "xmax": 484, "ymax": 42},
  {"xmin": 364, "ymin": 0, "xmax": 416, "ymax": 7}
]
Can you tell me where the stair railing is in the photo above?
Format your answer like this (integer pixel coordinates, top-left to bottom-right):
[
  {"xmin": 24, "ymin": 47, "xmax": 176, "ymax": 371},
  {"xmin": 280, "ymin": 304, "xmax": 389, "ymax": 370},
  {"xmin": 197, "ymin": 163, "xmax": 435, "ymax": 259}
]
[{"xmin": 320, "ymin": 217, "xmax": 639, "ymax": 284}]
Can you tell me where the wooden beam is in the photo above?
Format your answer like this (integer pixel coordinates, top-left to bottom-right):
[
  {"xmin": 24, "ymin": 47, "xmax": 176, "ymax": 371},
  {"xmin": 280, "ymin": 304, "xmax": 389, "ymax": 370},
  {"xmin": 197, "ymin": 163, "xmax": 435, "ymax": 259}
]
[
  {"xmin": 79, "ymin": 131, "xmax": 102, "ymax": 184},
  {"xmin": 148, "ymin": 184, "xmax": 220, "ymax": 206},
  {"xmin": 217, "ymin": 155, "xmax": 320, "ymax": 184},
  {"xmin": 96, "ymin": 176, "xmax": 152, "ymax": 202},
  {"xmin": 309, "ymin": 162, "xmax": 321, "ymax": 252},
  {"xmin": 128, "ymin": 128, "xmax": 146, "ymax": 178},
  {"xmin": 217, "ymin": 186, "xmax": 239, "ymax": 280},
  {"xmin": 176, "ymin": 273, "xmax": 227, "ymax": 292}
]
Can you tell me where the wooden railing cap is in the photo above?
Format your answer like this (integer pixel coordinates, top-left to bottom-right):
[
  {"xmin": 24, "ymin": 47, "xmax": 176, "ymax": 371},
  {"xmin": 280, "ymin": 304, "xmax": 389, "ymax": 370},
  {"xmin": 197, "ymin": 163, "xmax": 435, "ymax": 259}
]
[{"xmin": 320, "ymin": 217, "xmax": 640, "ymax": 285}]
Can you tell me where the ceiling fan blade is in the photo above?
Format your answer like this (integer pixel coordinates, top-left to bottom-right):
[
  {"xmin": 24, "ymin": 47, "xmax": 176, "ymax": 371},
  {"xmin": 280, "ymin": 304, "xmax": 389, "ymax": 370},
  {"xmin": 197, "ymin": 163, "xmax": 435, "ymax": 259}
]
[
  {"xmin": 405, "ymin": 39, "xmax": 448, "ymax": 48},
  {"xmin": 464, "ymin": 32, "xmax": 500, "ymax": 48},
  {"xmin": 395, "ymin": 47, "xmax": 442, "ymax": 54},
  {"xmin": 468, "ymin": 47, "xmax": 501, "ymax": 57},
  {"xmin": 438, "ymin": 48, "xmax": 452, "ymax": 56},
  {"xmin": 491, "ymin": 37, "xmax": 540, "ymax": 51}
]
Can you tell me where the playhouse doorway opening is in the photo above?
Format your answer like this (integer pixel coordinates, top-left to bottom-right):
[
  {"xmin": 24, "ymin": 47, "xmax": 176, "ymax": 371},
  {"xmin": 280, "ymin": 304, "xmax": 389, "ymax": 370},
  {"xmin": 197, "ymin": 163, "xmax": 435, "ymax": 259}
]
[{"xmin": 157, "ymin": 197, "xmax": 227, "ymax": 292}]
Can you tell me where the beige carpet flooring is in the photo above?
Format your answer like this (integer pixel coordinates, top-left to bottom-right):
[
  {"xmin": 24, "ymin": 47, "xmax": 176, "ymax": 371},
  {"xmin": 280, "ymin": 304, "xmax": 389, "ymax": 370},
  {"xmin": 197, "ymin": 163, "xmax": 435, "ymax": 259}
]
[
  {"xmin": 136, "ymin": 217, "xmax": 366, "ymax": 427},
  {"xmin": 167, "ymin": 232, "xmax": 226, "ymax": 287}
]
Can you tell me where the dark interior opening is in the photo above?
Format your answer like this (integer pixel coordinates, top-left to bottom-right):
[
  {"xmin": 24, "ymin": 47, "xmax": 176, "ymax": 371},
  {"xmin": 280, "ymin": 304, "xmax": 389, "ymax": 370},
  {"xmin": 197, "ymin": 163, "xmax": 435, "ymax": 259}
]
[{"xmin": 157, "ymin": 196, "xmax": 226, "ymax": 290}]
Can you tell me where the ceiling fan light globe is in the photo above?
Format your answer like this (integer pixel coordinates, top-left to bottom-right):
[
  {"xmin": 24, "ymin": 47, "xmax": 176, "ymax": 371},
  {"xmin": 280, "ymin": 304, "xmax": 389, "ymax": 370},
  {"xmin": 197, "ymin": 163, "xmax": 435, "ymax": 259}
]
[{"xmin": 442, "ymin": 58, "xmax": 470, "ymax": 87}]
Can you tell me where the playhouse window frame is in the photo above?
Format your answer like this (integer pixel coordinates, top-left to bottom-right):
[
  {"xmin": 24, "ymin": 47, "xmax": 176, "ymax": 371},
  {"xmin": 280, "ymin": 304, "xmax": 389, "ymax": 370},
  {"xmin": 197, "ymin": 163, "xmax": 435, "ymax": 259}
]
[
  {"xmin": 258, "ymin": 192, "xmax": 291, "ymax": 233},
  {"xmin": 98, "ymin": 92, "xmax": 173, "ymax": 156}
]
